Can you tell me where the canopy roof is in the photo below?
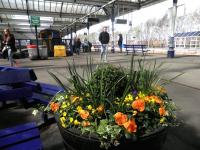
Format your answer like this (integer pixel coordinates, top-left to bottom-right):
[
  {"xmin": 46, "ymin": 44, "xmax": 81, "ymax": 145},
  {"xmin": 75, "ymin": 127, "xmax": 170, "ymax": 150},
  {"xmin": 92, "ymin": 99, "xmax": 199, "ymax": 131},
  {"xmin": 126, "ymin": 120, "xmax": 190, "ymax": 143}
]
[
  {"xmin": 175, "ymin": 31, "xmax": 200, "ymax": 37},
  {"xmin": 0, "ymin": 0, "xmax": 166, "ymax": 37}
]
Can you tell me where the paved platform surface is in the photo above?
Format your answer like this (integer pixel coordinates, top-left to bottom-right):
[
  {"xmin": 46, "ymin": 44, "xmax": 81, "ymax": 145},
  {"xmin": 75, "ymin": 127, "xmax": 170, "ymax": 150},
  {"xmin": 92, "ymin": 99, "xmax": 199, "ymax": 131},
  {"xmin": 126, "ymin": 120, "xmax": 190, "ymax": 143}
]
[{"xmin": 1, "ymin": 52, "xmax": 200, "ymax": 150}]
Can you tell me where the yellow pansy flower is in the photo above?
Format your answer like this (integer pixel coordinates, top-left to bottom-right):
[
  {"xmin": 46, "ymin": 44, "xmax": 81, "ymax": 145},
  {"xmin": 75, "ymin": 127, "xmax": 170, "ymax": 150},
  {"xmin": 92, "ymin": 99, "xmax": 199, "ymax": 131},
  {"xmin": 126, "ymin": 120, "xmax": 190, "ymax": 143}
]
[
  {"xmin": 60, "ymin": 117, "xmax": 66, "ymax": 125},
  {"xmin": 86, "ymin": 93, "xmax": 90, "ymax": 97},
  {"xmin": 138, "ymin": 91, "xmax": 145, "ymax": 98},
  {"xmin": 76, "ymin": 106, "xmax": 83, "ymax": 112},
  {"xmin": 63, "ymin": 112, "xmax": 67, "ymax": 117},
  {"xmin": 74, "ymin": 120, "xmax": 80, "ymax": 125},
  {"xmin": 61, "ymin": 102, "xmax": 67, "ymax": 109},
  {"xmin": 61, "ymin": 123, "xmax": 67, "ymax": 128},
  {"xmin": 87, "ymin": 105, "xmax": 93, "ymax": 110},
  {"xmin": 92, "ymin": 109, "xmax": 96, "ymax": 114},
  {"xmin": 67, "ymin": 102, "xmax": 70, "ymax": 107},
  {"xmin": 160, "ymin": 117, "xmax": 165, "ymax": 124},
  {"xmin": 79, "ymin": 97, "xmax": 83, "ymax": 101},
  {"xmin": 124, "ymin": 94, "xmax": 133, "ymax": 103},
  {"xmin": 69, "ymin": 117, "xmax": 74, "ymax": 123},
  {"xmin": 133, "ymin": 111, "xmax": 138, "ymax": 116}
]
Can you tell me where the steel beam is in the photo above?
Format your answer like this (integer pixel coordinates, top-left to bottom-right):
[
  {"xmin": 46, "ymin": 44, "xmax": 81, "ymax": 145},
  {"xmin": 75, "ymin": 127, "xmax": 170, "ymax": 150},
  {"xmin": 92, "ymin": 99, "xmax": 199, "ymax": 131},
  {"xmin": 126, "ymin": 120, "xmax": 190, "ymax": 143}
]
[
  {"xmin": 0, "ymin": 8, "xmax": 107, "ymax": 19},
  {"xmin": 43, "ymin": 0, "xmax": 139, "ymax": 8},
  {"xmin": 0, "ymin": 18, "xmax": 84, "ymax": 26}
]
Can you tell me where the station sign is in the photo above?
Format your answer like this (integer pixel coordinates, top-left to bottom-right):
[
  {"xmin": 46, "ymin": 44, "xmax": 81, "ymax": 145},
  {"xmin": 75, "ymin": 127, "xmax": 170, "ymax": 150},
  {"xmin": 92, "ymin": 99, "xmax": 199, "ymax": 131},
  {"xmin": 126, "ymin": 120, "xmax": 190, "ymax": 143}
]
[{"xmin": 31, "ymin": 16, "xmax": 40, "ymax": 26}]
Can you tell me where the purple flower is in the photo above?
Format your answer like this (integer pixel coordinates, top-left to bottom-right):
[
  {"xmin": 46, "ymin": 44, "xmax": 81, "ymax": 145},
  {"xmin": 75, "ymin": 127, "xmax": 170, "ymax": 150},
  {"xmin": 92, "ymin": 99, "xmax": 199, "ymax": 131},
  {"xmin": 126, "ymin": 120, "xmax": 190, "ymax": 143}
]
[{"xmin": 132, "ymin": 89, "xmax": 138, "ymax": 96}]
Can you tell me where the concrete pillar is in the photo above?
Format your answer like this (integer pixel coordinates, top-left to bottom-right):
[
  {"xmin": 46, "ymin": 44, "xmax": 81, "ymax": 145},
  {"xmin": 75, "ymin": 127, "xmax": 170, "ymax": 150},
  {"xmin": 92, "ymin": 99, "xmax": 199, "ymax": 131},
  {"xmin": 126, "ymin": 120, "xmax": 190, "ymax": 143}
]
[{"xmin": 167, "ymin": 0, "xmax": 178, "ymax": 58}]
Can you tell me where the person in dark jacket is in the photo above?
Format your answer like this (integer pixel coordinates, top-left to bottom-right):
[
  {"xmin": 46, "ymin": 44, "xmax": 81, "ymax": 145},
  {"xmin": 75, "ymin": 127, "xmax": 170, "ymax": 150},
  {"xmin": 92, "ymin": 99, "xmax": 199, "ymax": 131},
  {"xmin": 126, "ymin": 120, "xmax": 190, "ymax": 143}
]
[
  {"xmin": 118, "ymin": 34, "xmax": 123, "ymax": 53},
  {"xmin": 2, "ymin": 28, "xmax": 17, "ymax": 66},
  {"xmin": 75, "ymin": 38, "xmax": 81, "ymax": 55},
  {"xmin": 99, "ymin": 27, "xmax": 110, "ymax": 62}
]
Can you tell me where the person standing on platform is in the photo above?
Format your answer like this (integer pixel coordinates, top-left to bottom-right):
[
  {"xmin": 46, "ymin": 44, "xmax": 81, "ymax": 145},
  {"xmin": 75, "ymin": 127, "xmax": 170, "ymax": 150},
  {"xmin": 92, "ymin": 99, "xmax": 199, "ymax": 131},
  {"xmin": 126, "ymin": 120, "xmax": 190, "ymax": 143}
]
[
  {"xmin": 99, "ymin": 27, "xmax": 110, "ymax": 62},
  {"xmin": 75, "ymin": 38, "xmax": 81, "ymax": 55},
  {"xmin": 2, "ymin": 28, "xmax": 17, "ymax": 66},
  {"xmin": 118, "ymin": 34, "xmax": 123, "ymax": 53}
]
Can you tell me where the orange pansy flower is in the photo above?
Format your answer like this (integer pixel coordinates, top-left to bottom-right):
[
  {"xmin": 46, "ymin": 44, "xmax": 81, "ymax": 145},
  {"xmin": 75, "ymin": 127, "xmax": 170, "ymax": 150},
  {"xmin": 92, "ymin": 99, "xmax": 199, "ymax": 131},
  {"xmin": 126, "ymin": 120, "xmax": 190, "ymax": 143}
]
[
  {"xmin": 152, "ymin": 96, "xmax": 163, "ymax": 104},
  {"xmin": 79, "ymin": 110, "xmax": 90, "ymax": 119},
  {"xmin": 82, "ymin": 121, "xmax": 91, "ymax": 127},
  {"xmin": 114, "ymin": 112, "xmax": 128, "ymax": 126},
  {"xmin": 132, "ymin": 99, "xmax": 145, "ymax": 112},
  {"xmin": 50, "ymin": 102, "xmax": 60, "ymax": 112},
  {"xmin": 96, "ymin": 104, "xmax": 104, "ymax": 113},
  {"xmin": 123, "ymin": 119, "xmax": 137, "ymax": 133},
  {"xmin": 159, "ymin": 107, "xmax": 166, "ymax": 116}
]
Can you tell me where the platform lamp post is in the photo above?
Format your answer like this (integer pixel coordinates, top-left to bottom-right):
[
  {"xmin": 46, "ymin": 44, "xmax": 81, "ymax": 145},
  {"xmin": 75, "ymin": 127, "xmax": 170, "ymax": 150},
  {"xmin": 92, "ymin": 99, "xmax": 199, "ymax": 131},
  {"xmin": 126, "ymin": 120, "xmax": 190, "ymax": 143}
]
[
  {"xmin": 168, "ymin": 0, "xmax": 178, "ymax": 58},
  {"xmin": 30, "ymin": 16, "xmax": 40, "ymax": 59}
]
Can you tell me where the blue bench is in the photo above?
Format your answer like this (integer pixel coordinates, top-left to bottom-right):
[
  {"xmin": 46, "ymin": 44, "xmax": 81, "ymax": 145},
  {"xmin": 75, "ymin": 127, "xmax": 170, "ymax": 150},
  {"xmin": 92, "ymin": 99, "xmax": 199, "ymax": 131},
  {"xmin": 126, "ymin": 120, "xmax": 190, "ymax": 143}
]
[
  {"xmin": 0, "ymin": 66, "xmax": 37, "ymax": 108},
  {"xmin": 93, "ymin": 44, "xmax": 101, "ymax": 52},
  {"xmin": 0, "ymin": 122, "xmax": 43, "ymax": 150},
  {"xmin": 0, "ymin": 65, "xmax": 62, "ymax": 125},
  {"xmin": 24, "ymin": 81, "xmax": 63, "ymax": 106},
  {"xmin": 23, "ymin": 81, "xmax": 63, "ymax": 125},
  {"xmin": 123, "ymin": 44, "xmax": 150, "ymax": 55}
]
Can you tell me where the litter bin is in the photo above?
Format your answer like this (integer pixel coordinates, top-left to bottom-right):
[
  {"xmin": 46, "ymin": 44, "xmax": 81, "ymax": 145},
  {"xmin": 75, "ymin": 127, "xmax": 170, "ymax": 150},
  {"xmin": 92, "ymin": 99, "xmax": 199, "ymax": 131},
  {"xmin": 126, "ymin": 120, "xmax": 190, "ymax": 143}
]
[
  {"xmin": 27, "ymin": 45, "xmax": 48, "ymax": 60},
  {"xmin": 27, "ymin": 45, "xmax": 38, "ymax": 60},
  {"xmin": 39, "ymin": 45, "xmax": 48, "ymax": 59}
]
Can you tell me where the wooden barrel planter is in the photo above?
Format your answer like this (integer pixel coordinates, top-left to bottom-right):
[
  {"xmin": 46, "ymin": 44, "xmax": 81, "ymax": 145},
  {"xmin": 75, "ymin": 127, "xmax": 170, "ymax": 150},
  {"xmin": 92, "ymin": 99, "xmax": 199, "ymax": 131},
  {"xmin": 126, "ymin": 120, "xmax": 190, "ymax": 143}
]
[{"xmin": 55, "ymin": 116, "xmax": 168, "ymax": 150}]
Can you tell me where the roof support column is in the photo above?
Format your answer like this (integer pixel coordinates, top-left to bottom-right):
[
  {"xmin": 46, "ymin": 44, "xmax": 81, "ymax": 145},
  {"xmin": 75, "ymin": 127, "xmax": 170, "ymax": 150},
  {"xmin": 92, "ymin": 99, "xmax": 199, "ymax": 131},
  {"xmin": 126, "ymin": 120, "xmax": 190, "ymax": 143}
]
[
  {"xmin": 70, "ymin": 28, "xmax": 73, "ymax": 55},
  {"xmin": 111, "ymin": 3, "xmax": 115, "ymax": 53},
  {"xmin": 167, "ymin": 0, "xmax": 178, "ymax": 58}
]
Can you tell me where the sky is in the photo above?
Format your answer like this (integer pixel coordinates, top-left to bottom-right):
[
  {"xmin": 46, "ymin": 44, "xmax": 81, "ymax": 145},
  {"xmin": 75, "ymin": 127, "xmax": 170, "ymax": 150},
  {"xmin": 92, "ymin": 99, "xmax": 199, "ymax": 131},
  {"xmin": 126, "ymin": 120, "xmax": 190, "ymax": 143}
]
[{"xmin": 76, "ymin": 0, "xmax": 200, "ymax": 36}]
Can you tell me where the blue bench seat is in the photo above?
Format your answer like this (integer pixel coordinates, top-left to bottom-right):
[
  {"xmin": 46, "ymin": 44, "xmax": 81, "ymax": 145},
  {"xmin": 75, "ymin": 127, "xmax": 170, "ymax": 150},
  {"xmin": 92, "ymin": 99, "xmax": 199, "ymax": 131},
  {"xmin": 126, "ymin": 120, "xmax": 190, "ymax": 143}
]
[
  {"xmin": 24, "ymin": 81, "xmax": 63, "ymax": 106},
  {"xmin": 123, "ymin": 44, "xmax": 150, "ymax": 55},
  {"xmin": 0, "ymin": 122, "xmax": 43, "ymax": 150},
  {"xmin": 0, "ymin": 86, "xmax": 32, "ymax": 101}
]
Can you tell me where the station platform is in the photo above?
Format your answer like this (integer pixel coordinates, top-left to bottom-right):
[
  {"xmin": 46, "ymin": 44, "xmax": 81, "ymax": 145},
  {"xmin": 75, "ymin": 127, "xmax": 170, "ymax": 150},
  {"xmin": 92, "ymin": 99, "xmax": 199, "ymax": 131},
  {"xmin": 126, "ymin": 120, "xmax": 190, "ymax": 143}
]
[{"xmin": 0, "ymin": 51, "xmax": 200, "ymax": 150}]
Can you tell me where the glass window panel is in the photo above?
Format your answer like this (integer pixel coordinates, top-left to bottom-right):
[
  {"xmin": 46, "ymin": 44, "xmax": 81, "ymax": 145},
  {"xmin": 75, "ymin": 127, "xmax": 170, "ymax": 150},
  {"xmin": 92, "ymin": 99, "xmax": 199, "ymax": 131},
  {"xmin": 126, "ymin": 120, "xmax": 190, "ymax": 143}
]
[
  {"xmin": 28, "ymin": 1, "xmax": 33, "ymax": 10},
  {"xmin": 62, "ymin": 3, "xmax": 67, "ymax": 13},
  {"xmin": 16, "ymin": 0, "xmax": 24, "ymax": 9},
  {"xmin": 21, "ymin": 0, "xmax": 26, "ymax": 10},
  {"xmin": 56, "ymin": 2, "xmax": 62, "ymax": 13},
  {"xmin": 67, "ymin": 4, "xmax": 73, "ymax": 13},
  {"xmin": 2, "ymin": 0, "xmax": 10, "ymax": 8},
  {"xmin": 44, "ymin": 1, "xmax": 50, "ymax": 11},
  {"xmin": 39, "ymin": 1, "xmax": 44, "ymax": 11},
  {"xmin": 9, "ymin": 0, "xmax": 17, "ymax": 9},
  {"xmin": 34, "ymin": 0, "xmax": 38, "ymax": 11},
  {"xmin": 0, "ymin": 1, "xmax": 3, "ymax": 8},
  {"xmin": 50, "ymin": 2, "xmax": 57, "ymax": 12},
  {"xmin": 76, "ymin": 5, "xmax": 82, "ymax": 14}
]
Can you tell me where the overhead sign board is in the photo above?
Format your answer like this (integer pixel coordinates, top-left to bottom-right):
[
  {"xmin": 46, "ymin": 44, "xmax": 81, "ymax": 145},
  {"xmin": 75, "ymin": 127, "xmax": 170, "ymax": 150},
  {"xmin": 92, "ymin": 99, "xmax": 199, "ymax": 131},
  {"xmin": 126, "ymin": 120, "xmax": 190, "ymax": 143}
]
[
  {"xmin": 31, "ymin": 16, "xmax": 40, "ymax": 26},
  {"xmin": 87, "ymin": 18, "xmax": 99, "ymax": 23},
  {"xmin": 115, "ymin": 19, "xmax": 127, "ymax": 24}
]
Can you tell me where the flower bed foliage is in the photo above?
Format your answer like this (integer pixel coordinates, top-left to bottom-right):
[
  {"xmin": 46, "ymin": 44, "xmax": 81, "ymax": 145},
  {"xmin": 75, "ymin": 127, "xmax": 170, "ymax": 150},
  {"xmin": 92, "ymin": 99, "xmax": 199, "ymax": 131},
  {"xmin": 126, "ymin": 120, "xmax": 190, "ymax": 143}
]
[{"xmin": 46, "ymin": 57, "xmax": 178, "ymax": 149}]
